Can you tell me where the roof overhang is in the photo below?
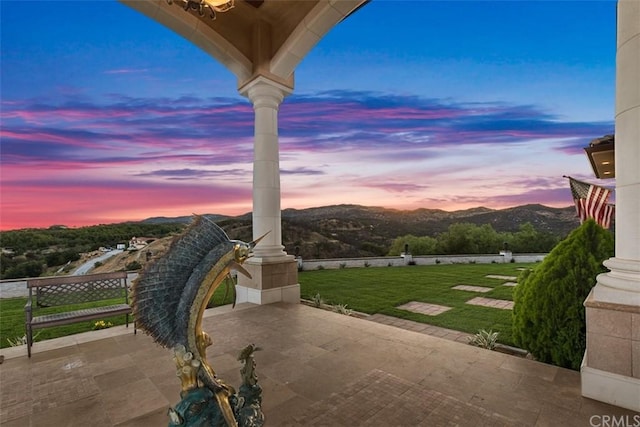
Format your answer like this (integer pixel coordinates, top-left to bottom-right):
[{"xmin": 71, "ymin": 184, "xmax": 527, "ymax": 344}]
[{"xmin": 584, "ymin": 134, "xmax": 615, "ymax": 179}]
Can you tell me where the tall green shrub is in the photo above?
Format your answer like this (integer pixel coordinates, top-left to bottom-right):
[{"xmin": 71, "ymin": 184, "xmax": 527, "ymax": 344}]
[{"xmin": 512, "ymin": 219, "xmax": 613, "ymax": 370}]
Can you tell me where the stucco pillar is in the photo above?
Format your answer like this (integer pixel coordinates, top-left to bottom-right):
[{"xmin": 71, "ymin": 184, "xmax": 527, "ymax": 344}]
[
  {"xmin": 235, "ymin": 76, "xmax": 300, "ymax": 305},
  {"xmin": 581, "ymin": 0, "xmax": 640, "ymax": 411}
]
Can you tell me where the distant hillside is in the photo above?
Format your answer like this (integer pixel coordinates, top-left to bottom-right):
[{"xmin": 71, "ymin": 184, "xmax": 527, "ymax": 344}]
[
  {"xmin": 279, "ymin": 203, "xmax": 576, "ymax": 234},
  {"xmin": 1, "ymin": 204, "xmax": 585, "ymax": 279},
  {"xmin": 144, "ymin": 203, "xmax": 581, "ymax": 259},
  {"xmin": 102, "ymin": 204, "xmax": 581, "ymax": 270},
  {"xmin": 273, "ymin": 204, "xmax": 580, "ymax": 259}
]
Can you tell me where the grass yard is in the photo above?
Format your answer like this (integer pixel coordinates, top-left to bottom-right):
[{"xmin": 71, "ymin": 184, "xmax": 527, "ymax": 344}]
[
  {"xmin": 299, "ymin": 262, "xmax": 534, "ymax": 346},
  {"xmin": 0, "ymin": 285, "xmax": 233, "ymax": 350},
  {"xmin": 1, "ymin": 263, "xmax": 531, "ymax": 350},
  {"xmin": 0, "ymin": 297, "xmax": 133, "ymax": 350}
]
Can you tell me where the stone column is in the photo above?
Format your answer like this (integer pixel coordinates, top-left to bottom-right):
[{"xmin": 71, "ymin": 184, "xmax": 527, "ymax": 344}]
[
  {"xmin": 581, "ymin": 0, "xmax": 640, "ymax": 411},
  {"xmin": 236, "ymin": 76, "xmax": 300, "ymax": 305}
]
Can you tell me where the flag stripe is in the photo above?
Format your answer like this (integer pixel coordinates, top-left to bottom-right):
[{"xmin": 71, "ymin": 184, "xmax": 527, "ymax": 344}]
[{"xmin": 568, "ymin": 177, "xmax": 614, "ymax": 229}]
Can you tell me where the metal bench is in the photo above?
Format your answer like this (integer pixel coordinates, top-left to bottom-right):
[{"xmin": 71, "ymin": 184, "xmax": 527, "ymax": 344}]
[{"xmin": 25, "ymin": 271, "xmax": 134, "ymax": 357}]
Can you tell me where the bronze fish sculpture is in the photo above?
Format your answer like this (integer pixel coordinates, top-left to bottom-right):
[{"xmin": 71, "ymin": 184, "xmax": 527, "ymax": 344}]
[{"xmin": 131, "ymin": 215, "xmax": 263, "ymax": 427}]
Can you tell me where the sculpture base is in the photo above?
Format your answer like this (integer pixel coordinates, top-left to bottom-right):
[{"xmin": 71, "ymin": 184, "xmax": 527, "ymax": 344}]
[
  {"xmin": 168, "ymin": 344, "xmax": 265, "ymax": 427},
  {"xmin": 168, "ymin": 385, "xmax": 264, "ymax": 427}
]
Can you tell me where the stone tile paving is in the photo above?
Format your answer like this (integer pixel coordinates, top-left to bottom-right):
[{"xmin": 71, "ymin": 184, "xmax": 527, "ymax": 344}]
[
  {"xmin": 502, "ymin": 281, "xmax": 518, "ymax": 287},
  {"xmin": 396, "ymin": 301, "xmax": 452, "ymax": 316},
  {"xmin": 292, "ymin": 369, "xmax": 515, "ymax": 426},
  {"xmin": 466, "ymin": 297, "xmax": 514, "ymax": 310},
  {"xmin": 367, "ymin": 314, "xmax": 472, "ymax": 343},
  {"xmin": 452, "ymin": 285, "xmax": 493, "ymax": 293},
  {"xmin": 2, "ymin": 303, "xmax": 638, "ymax": 426},
  {"xmin": 485, "ymin": 275, "xmax": 518, "ymax": 280},
  {"xmin": 0, "ymin": 353, "xmax": 103, "ymax": 425}
]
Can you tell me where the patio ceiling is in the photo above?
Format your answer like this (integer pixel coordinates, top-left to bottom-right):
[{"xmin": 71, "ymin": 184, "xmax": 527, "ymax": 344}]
[{"xmin": 121, "ymin": 0, "xmax": 368, "ymax": 89}]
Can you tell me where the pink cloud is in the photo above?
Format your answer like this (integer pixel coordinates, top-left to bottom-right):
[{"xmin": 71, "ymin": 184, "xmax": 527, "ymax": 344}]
[
  {"xmin": 0, "ymin": 90, "xmax": 610, "ymax": 230},
  {"xmin": 0, "ymin": 179, "xmax": 252, "ymax": 230}
]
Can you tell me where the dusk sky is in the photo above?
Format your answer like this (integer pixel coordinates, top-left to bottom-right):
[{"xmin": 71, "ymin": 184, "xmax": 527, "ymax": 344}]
[{"xmin": 0, "ymin": 1, "xmax": 617, "ymax": 231}]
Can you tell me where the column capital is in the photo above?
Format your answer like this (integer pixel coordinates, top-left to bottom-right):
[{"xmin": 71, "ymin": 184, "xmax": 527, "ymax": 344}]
[{"xmin": 239, "ymin": 76, "xmax": 292, "ymax": 108}]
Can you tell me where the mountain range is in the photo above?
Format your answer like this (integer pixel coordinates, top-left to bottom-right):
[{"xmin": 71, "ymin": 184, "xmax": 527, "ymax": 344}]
[{"xmin": 142, "ymin": 203, "xmax": 581, "ymax": 259}]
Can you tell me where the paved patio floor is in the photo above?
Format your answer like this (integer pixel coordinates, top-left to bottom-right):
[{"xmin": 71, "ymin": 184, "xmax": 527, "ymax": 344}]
[{"xmin": 1, "ymin": 302, "xmax": 638, "ymax": 426}]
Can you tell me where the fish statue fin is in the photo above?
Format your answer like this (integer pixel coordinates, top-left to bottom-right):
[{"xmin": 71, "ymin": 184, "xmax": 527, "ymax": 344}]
[{"xmin": 130, "ymin": 215, "xmax": 232, "ymax": 348}]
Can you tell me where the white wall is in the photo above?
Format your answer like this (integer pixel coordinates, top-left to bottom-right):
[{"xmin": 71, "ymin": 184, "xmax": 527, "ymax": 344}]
[{"xmin": 299, "ymin": 254, "xmax": 546, "ymax": 271}]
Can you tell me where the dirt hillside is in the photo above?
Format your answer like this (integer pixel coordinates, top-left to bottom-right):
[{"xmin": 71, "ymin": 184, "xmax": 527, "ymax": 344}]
[{"xmin": 83, "ymin": 236, "xmax": 174, "ymax": 274}]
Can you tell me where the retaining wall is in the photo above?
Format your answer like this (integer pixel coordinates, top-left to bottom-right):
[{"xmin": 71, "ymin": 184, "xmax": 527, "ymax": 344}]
[{"xmin": 298, "ymin": 253, "xmax": 547, "ymax": 271}]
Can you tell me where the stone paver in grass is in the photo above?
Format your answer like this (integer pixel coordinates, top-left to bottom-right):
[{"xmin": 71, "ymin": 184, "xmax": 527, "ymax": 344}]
[
  {"xmin": 485, "ymin": 274, "xmax": 518, "ymax": 281},
  {"xmin": 397, "ymin": 301, "xmax": 452, "ymax": 316},
  {"xmin": 502, "ymin": 282, "xmax": 518, "ymax": 287},
  {"xmin": 452, "ymin": 285, "xmax": 493, "ymax": 293},
  {"xmin": 466, "ymin": 297, "xmax": 514, "ymax": 310}
]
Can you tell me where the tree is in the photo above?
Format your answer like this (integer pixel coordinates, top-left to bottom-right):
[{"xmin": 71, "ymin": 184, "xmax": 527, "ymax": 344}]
[
  {"xmin": 512, "ymin": 219, "xmax": 614, "ymax": 370},
  {"xmin": 45, "ymin": 250, "xmax": 80, "ymax": 267},
  {"xmin": 508, "ymin": 222, "xmax": 559, "ymax": 253},
  {"xmin": 436, "ymin": 223, "xmax": 502, "ymax": 254},
  {"xmin": 387, "ymin": 235, "xmax": 437, "ymax": 256},
  {"xmin": 3, "ymin": 260, "xmax": 44, "ymax": 279}
]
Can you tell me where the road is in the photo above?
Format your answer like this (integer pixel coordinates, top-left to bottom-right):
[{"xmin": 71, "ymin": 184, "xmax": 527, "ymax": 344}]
[
  {"xmin": 73, "ymin": 250, "xmax": 123, "ymax": 275},
  {"xmin": 0, "ymin": 250, "xmax": 126, "ymax": 298}
]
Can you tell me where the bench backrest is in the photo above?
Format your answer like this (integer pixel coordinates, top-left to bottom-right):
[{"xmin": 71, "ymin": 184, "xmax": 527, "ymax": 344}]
[{"xmin": 27, "ymin": 271, "xmax": 129, "ymax": 308}]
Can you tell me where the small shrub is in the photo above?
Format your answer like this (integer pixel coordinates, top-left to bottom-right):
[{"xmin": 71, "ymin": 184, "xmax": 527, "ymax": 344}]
[
  {"xmin": 408, "ymin": 260, "xmax": 416, "ymax": 266},
  {"xmin": 510, "ymin": 258, "xmax": 515, "ymax": 263},
  {"xmin": 364, "ymin": 262, "xmax": 370, "ymax": 268},
  {"xmin": 339, "ymin": 263, "xmax": 347, "ymax": 269},
  {"xmin": 317, "ymin": 265, "xmax": 325, "ymax": 270},
  {"xmin": 7, "ymin": 331, "xmax": 41, "ymax": 347},
  {"xmin": 93, "ymin": 320, "xmax": 113, "ymax": 330},
  {"xmin": 435, "ymin": 259, "xmax": 441, "ymax": 264},
  {"xmin": 468, "ymin": 329, "xmax": 499, "ymax": 350},
  {"xmin": 126, "ymin": 261, "xmax": 142, "ymax": 270},
  {"xmin": 311, "ymin": 292, "xmax": 324, "ymax": 308},
  {"xmin": 94, "ymin": 261, "xmax": 103, "ymax": 268},
  {"xmin": 332, "ymin": 303, "xmax": 353, "ymax": 316}
]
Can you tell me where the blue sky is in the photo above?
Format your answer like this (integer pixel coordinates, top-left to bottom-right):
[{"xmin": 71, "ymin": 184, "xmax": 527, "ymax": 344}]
[{"xmin": 0, "ymin": 0, "xmax": 617, "ymax": 229}]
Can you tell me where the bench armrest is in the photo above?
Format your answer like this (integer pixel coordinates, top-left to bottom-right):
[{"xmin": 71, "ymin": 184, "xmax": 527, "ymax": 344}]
[{"xmin": 25, "ymin": 299, "xmax": 33, "ymax": 323}]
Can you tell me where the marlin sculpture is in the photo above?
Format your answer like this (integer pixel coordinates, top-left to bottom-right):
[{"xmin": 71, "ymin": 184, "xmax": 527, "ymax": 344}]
[{"xmin": 131, "ymin": 215, "xmax": 264, "ymax": 427}]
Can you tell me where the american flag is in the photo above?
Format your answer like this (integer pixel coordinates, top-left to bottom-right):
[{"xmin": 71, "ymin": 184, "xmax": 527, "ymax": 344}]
[{"xmin": 568, "ymin": 177, "xmax": 614, "ymax": 229}]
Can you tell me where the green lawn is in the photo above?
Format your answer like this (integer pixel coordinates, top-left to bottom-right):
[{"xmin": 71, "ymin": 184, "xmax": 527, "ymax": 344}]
[
  {"xmin": 0, "ymin": 285, "xmax": 233, "ymax": 350},
  {"xmin": 1, "ymin": 264, "xmax": 530, "ymax": 350},
  {"xmin": 299, "ymin": 263, "xmax": 534, "ymax": 346}
]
